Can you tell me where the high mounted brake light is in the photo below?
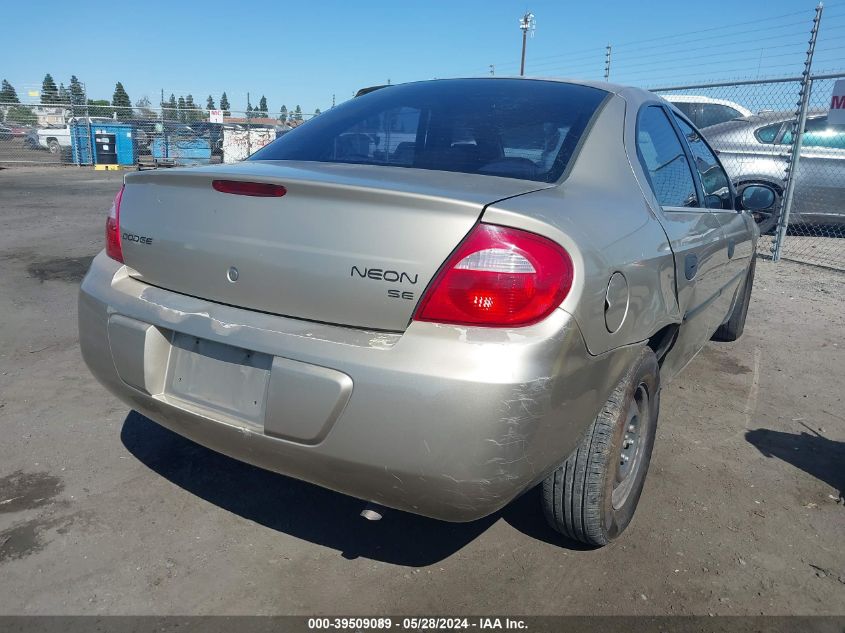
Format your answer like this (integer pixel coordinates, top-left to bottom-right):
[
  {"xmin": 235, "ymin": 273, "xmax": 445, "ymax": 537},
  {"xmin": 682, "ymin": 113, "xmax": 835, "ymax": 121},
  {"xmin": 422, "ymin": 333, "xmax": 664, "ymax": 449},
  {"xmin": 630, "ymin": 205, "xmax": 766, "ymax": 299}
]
[
  {"xmin": 212, "ymin": 180, "xmax": 287, "ymax": 197},
  {"xmin": 413, "ymin": 223, "xmax": 573, "ymax": 327},
  {"xmin": 105, "ymin": 185, "xmax": 124, "ymax": 263}
]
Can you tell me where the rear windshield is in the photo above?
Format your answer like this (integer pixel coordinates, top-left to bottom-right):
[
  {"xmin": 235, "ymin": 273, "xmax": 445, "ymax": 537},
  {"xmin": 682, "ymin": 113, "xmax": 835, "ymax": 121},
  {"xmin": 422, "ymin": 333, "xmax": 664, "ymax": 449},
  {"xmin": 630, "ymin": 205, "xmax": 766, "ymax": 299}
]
[{"xmin": 250, "ymin": 79, "xmax": 607, "ymax": 182}]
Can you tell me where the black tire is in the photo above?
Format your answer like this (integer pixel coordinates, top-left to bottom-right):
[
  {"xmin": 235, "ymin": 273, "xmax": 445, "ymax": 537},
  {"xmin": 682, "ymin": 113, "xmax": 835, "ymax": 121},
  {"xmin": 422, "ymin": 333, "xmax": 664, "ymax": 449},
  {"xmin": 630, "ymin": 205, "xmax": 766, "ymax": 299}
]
[
  {"xmin": 737, "ymin": 182, "xmax": 781, "ymax": 234},
  {"xmin": 712, "ymin": 254, "xmax": 756, "ymax": 342},
  {"xmin": 47, "ymin": 139, "xmax": 61, "ymax": 155},
  {"xmin": 542, "ymin": 346, "xmax": 660, "ymax": 547}
]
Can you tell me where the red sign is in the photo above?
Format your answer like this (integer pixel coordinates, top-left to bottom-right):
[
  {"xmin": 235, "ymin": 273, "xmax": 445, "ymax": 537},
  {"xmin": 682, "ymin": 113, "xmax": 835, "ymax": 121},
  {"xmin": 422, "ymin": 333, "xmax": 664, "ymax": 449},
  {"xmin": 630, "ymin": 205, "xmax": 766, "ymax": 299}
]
[{"xmin": 830, "ymin": 80, "xmax": 845, "ymax": 125}]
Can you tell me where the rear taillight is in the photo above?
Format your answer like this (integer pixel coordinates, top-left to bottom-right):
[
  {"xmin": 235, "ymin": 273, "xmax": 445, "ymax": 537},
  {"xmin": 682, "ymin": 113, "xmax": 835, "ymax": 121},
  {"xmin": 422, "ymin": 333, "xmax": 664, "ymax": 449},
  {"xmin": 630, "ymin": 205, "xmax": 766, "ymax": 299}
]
[
  {"xmin": 413, "ymin": 223, "xmax": 573, "ymax": 327},
  {"xmin": 105, "ymin": 185, "xmax": 124, "ymax": 263},
  {"xmin": 212, "ymin": 180, "xmax": 287, "ymax": 197}
]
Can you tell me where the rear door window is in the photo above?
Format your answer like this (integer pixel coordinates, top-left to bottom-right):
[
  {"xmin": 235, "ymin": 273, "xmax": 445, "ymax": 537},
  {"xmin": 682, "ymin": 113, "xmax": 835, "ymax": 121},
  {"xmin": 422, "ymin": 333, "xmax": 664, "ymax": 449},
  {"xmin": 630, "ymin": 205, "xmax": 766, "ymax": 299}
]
[
  {"xmin": 781, "ymin": 116, "xmax": 845, "ymax": 149},
  {"xmin": 636, "ymin": 105, "xmax": 699, "ymax": 208},
  {"xmin": 673, "ymin": 115, "xmax": 733, "ymax": 209}
]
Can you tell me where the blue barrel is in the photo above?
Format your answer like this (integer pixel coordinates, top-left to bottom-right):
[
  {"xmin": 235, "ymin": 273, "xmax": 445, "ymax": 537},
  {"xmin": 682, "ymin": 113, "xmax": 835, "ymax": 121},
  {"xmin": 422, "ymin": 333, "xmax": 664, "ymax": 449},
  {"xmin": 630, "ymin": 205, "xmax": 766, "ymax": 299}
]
[{"xmin": 70, "ymin": 122, "xmax": 93, "ymax": 164}]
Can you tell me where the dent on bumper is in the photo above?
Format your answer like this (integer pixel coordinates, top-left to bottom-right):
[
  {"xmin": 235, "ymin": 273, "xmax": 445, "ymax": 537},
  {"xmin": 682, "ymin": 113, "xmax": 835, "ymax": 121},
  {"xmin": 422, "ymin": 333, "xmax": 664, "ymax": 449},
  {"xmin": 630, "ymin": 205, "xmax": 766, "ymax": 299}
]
[{"xmin": 79, "ymin": 252, "xmax": 641, "ymax": 521}]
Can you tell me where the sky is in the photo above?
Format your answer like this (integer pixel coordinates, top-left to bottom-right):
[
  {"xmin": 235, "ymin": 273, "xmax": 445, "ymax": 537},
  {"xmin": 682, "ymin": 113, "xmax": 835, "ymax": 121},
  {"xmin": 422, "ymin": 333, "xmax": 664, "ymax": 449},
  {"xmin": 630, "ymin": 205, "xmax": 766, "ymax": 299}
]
[{"xmin": 3, "ymin": 0, "xmax": 844, "ymax": 115}]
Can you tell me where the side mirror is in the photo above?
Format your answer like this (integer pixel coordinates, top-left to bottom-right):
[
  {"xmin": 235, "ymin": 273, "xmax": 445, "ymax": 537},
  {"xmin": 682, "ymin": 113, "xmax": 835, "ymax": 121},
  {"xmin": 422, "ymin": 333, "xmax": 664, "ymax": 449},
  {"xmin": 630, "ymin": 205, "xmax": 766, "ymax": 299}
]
[{"xmin": 738, "ymin": 185, "xmax": 776, "ymax": 212}]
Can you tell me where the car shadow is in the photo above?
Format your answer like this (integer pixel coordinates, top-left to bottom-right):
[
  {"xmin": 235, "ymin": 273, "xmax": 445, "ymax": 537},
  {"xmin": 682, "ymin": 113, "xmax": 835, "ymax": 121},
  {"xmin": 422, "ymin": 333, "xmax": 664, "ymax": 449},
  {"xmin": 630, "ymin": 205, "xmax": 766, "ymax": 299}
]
[
  {"xmin": 120, "ymin": 411, "xmax": 586, "ymax": 566},
  {"xmin": 745, "ymin": 427, "xmax": 845, "ymax": 501}
]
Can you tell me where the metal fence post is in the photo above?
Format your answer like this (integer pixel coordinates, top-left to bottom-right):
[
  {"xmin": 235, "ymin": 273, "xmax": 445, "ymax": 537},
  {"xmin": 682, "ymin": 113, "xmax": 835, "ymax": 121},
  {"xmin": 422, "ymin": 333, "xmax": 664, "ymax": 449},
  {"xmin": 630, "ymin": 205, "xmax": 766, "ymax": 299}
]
[
  {"xmin": 69, "ymin": 98, "xmax": 78, "ymax": 166},
  {"xmin": 160, "ymin": 89, "xmax": 167, "ymax": 161},
  {"xmin": 772, "ymin": 2, "xmax": 822, "ymax": 261},
  {"xmin": 84, "ymin": 84, "xmax": 93, "ymax": 167}
]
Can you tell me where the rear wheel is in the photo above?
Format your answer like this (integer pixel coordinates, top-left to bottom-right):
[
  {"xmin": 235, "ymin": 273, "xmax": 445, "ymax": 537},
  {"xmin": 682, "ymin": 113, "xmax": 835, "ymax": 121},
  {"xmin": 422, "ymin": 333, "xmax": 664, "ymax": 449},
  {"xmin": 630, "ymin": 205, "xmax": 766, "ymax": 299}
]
[
  {"xmin": 542, "ymin": 347, "xmax": 660, "ymax": 546},
  {"xmin": 737, "ymin": 182, "xmax": 781, "ymax": 234},
  {"xmin": 47, "ymin": 139, "xmax": 61, "ymax": 155}
]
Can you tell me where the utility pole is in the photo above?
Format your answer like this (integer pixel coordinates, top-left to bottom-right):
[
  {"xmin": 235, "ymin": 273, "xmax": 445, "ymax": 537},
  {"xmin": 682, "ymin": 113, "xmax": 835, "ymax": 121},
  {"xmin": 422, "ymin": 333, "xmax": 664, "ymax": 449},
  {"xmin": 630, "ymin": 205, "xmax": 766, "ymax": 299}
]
[
  {"xmin": 489, "ymin": 64, "xmax": 495, "ymax": 76},
  {"xmin": 519, "ymin": 12, "xmax": 535, "ymax": 76},
  {"xmin": 604, "ymin": 45, "xmax": 612, "ymax": 81}
]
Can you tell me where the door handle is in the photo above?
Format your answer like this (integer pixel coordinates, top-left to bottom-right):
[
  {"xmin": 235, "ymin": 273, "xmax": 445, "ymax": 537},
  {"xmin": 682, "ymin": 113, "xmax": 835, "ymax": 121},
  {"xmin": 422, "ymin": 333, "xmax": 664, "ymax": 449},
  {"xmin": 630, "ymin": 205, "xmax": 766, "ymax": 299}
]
[{"xmin": 685, "ymin": 254, "xmax": 699, "ymax": 280}]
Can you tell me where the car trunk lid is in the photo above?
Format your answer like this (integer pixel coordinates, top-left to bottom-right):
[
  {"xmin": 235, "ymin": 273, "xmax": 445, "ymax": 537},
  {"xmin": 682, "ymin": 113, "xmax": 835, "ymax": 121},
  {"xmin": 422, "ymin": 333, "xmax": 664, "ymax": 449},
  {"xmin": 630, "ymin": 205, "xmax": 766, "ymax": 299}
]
[{"xmin": 118, "ymin": 161, "xmax": 552, "ymax": 331}]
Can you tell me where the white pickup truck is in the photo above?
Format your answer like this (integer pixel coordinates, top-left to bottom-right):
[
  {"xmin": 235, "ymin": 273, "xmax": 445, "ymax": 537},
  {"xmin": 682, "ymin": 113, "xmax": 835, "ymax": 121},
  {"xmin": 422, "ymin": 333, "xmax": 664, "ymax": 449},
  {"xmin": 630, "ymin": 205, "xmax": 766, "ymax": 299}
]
[{"xmin": 37, "ymin": 117, "xmax": 113, "ymax": 154}]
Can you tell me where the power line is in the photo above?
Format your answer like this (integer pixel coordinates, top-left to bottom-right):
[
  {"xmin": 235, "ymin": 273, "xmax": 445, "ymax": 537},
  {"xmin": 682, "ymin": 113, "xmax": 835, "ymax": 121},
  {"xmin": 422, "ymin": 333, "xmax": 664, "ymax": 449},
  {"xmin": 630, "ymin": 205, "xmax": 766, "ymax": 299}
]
[{"xmin": 611, "ymin": 7, "xmax": 812, "ymax": 50}]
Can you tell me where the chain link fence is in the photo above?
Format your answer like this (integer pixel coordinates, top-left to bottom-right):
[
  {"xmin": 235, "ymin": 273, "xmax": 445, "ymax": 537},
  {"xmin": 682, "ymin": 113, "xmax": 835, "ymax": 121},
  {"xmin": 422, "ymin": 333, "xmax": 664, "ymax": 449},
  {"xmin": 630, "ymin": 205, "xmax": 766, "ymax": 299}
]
[
  {"xmin": 655, "ymin": 72, "xmax": 845, "ymax": 270},
  {"xmin": 0, "ymin": 101, "xmax": 316, "ymax": 168}
]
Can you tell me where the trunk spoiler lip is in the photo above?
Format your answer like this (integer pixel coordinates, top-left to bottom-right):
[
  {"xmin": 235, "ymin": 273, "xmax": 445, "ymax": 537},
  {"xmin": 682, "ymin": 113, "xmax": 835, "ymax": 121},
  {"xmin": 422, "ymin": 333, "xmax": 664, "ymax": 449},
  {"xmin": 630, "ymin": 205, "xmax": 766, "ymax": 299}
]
[{"xmin": 124, "ymin": 161, "xmax": 558, "ymax": 210}]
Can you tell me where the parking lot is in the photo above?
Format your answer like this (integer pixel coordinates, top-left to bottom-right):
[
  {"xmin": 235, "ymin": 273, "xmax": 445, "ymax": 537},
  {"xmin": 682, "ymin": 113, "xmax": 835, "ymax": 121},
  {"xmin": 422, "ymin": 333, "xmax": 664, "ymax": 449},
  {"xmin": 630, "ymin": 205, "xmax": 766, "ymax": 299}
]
[
  {"xmin": 0, "ymin": 166, "xmax": 843, "ymax": 615},
  {"xmin": 0, "ymin": 139, "xmax": 64, "ymax": 165}
]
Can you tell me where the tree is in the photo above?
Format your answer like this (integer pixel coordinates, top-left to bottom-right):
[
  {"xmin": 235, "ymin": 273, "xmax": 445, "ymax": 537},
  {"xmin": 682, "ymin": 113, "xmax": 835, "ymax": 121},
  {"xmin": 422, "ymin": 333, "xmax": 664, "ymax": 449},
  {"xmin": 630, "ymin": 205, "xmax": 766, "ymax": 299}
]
[
  {"xmin": 57, "ymin": 83, "xmax": 70, "ymax": 105},
  {"xmin": 177, "ymin": 95, "xmax": 186, "ymax": 122},
  {"xmin": 258, "ymin": 95, "xmax": 268, "ymax": 117},
  {"xmin": 6, "ymin": 105, "xmax": 36, "ymax": 125},
  {"xmin": 314, "ymin": 108, "xmax": 321, "ymax": 115},
  {"xmin": 69, "ymin": 75, "xmax": 85, "ymax": 105},
  {"xmin": 135, "ymin": 96, "xmax": 156, "ymax": 118},
  {"xmin": 278, "ymin": 105, "xmax": 287, "ymax": 123},
  {"xmin": 1, "ymin": 79, "xmax": 20, "ymax": 104},
  {"xmin": 206, "ymin": 95, "xmax": 215, "ymax": 110},
  {"xmin": 294, "ymin": 105, "xmax": 303, "ymax": 121},
  {"xmin": 219, "ymin": 92, "xmax": 230, "ymax": 116},
  {"xmin": 166, "ymin": 94, "xmax": 178, "ymax": 121},
  {"xmin": 41, "ymin": 73, "xmax": 59, "ymax": 104},
  {"xmin": 87, "ymin": 99, "xmax": 114, "ymax": 118},
  {"xmin": 184, "ymin": 94, "xmax": 201, "ymax": 122},
  {"xmin": 112, "ymin": 82, "xmax": 131, "ymax": 119}
]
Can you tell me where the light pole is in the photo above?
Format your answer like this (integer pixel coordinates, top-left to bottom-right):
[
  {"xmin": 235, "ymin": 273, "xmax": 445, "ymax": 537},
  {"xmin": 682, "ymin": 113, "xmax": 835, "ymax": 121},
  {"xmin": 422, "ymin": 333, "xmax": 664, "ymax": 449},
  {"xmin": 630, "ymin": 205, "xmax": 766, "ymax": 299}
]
[{"xmin": 519, "ymin": 12, "xmax": 535, "ymax": 76}]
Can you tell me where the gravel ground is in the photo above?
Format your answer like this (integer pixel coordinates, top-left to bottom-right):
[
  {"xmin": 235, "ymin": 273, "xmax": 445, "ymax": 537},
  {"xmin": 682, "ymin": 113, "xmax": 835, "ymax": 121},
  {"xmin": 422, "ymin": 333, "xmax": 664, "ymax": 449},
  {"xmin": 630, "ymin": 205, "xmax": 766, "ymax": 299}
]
[{"xmin": 0, "ymin": 166, "xmax": 843, "ymax": 615}]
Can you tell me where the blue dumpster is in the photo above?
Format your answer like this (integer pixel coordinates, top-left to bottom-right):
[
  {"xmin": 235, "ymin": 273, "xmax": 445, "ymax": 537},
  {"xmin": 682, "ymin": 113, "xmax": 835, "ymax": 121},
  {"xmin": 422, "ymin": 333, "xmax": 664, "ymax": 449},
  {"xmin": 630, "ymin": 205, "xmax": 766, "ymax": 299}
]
[
  {"xmin": 91, "ymin": 123, "xmax": 136, "ymax": 165},
  {"xmin": 70, "ymin": 122, "xmax": 137, "ymax": 166},
  {"xmin": 151, "ymin": 135, "xmax": 212, "ymax": 165}
]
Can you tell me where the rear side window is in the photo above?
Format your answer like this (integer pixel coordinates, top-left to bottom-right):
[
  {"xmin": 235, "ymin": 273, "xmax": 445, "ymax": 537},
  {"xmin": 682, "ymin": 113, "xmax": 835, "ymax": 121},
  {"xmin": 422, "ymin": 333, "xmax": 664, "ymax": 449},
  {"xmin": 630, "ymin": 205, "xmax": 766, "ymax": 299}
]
[
  {"xmin": 673, "ymin": 116, "xmax": 733, "ymax": 210},
  {"xmin": 636, "ymin": 106, "xmax": 699, "ymax": 208},
  {"xmin": 755, "ymin": 123, "xmax": 781, "ymax": 144},
  {"xmin": 670, "ymin": 101, "xmax": 696, "ymax": 123},
  {"xmin": 698, "ymin": 104, "xmax": 742, "ymax": 128},
  {"xmin": 250, "ymin": 79, "xmax": 607, "ymax": 182},
  {"xmin": 781, "ymin": 117, "xmax": 845, "ymax": 149}
]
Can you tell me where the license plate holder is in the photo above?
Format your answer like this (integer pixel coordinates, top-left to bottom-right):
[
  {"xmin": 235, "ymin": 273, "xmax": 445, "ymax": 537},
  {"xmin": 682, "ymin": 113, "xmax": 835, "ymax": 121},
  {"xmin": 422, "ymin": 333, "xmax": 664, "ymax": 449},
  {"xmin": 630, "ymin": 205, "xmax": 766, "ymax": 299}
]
[{"xmin": 164, "ymin": 333, "xmax": 272, "ymax": 427}]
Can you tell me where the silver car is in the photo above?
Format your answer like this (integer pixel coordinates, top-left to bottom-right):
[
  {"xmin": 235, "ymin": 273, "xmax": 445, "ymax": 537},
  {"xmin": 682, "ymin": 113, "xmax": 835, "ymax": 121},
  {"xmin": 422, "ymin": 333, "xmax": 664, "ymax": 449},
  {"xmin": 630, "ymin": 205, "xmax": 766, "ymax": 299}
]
[
  {"xmin": 79, "ymin": 78, "xmax": 773, "ymax": 546},
  {"xmin": 662, "ymin": 95, "xmax": 752, "ymax": 129},
  {"xmin": 703, "ymin": 111, "xmax": 845, "ymax": 233}
]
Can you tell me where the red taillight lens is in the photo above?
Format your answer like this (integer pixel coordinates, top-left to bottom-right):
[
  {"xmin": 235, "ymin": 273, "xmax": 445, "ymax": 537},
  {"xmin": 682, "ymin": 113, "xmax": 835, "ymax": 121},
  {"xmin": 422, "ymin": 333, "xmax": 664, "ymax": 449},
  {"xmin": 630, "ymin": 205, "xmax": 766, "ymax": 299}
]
[
  {"xmin": 212, "ymin": 180, "xmax": 287, "ymax": 197},
  {"xmin": 105, "ymin": 185, "xmax": 124, "ymax": 263},
  {"xmin": 414, "ymin": 223, "xmax": 573, "ymax": 327}
]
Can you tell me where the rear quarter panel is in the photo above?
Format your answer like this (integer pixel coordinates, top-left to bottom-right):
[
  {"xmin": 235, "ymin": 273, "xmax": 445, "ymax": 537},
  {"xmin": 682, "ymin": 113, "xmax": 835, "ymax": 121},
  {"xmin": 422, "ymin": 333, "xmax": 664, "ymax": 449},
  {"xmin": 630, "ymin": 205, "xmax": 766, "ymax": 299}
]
[{"xmin": 482, "ymin": 94, "xmax": 680, "ymax": 357}]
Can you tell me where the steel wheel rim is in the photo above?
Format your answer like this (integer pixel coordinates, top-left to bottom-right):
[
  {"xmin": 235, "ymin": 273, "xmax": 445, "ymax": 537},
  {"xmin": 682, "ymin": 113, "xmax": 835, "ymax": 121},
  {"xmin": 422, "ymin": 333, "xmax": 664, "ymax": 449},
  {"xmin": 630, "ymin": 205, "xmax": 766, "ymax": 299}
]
[{"xmin": 612, "ymin": 384, "xmax": 649, "ymax": 510}]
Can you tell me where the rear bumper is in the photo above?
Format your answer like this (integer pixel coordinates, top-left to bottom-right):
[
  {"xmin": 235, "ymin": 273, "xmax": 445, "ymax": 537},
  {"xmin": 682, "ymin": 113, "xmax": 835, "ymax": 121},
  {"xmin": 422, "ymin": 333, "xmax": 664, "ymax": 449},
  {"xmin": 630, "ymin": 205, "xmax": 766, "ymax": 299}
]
[{"xmin": 79, "ymin": 252, "xmax": 639, "ymax": 521}]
